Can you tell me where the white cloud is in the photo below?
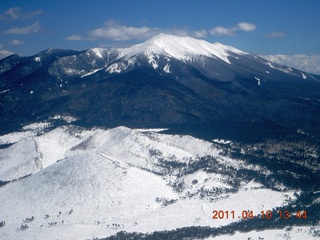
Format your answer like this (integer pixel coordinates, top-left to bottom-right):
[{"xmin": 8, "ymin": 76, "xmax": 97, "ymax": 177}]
[
  {"xmin": 66, "ymin": 34, "xmax": 83, "ymax": 41},
  {"xmin": 237, "ymin": 22, "xmax": 256, "ymax": 32},
  {"xmin": 167, "ymin": 29, "xmax": 189, "ymax": 37},
  {"xmin": 67, "ymin": 20, "xmax": 255, "ymax": 42},
  {"xmin": 191, "ymin": 29, "xmax": 207, "ymax": 38},
  {"xmin": 4, "ymin": 21, "xmax": 40, "ymax": 34},
  {"xmin": 266, "ymin": 31, "xmax": 285, "ymax": 38},
  {"xmin": 210, "ymin": 22, "xmax": 256, "ymax": 36},
  {"xmin": 67, "ymin": 20, "xmax": 211, "ymax": 42},
  {"xmin": 1, "ymin": 7, "xmax": 21, "ymax": 20},
  {"xmin": 0, "ymin": 7, "xmax": 43, "ymax": 21},
  {"xmin": 9, "ymin": 39, "xmax": 24, "ymax": 45},
  {"xmin": 261, "ymin": 54, "xmax": 320, "ymax": 74},
  {"xmin": 209, "ymin": 26, "xmax": 235, "ymax": 36},
  {"xmin": 88, "ymin": 20, "xmax": 159, "ymax": 41}
]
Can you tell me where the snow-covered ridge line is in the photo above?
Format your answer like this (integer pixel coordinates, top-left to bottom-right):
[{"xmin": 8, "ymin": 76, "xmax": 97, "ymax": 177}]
[{"xmin": 116, "ymin": 33, "xmax": 247, "ymax": 64}]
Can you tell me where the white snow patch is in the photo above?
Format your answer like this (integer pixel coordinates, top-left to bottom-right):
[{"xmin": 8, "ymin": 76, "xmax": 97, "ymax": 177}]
[
  {"xmin": 135, "ymin": 128, "xmax": 169, "ymax": 132},
  {"xmin": 34, "ymin": 57, "xmax": 41, "ymax": 62},
  {"xmin": 50, "ymin": 115, "xmax": 77, "ymax": 123},
  {"xmin": 91, "ymin": 48, "xmax": 103, "ymax": 58},
  {"xmin": 307, "ymin": 74, "xmax": 320, "ymax": 82},
  {"xmin": 255, "ymin": 76, "xmax": 261, "ymax": 85},
  {"xmin": 267, "ymin": 61, "xmax": 275, "ymax": 69},
  {"xmin": 0, "ymin": 89, "xmax": 10, "ymax": 94},
  {"xmin": 80, "ymin": 68, "xmax": 103, "ymax": 78},
  {"xmin": 0, "ymin": 131, "xmax": 36, "ymax": 145},
  {"xmin": 212, "ymin": 139, "xmax": 232, "ymax": 144},
  {"xmin": 265, "ymin": 60, "xmax": 311, "ymax": 79},
  {"xmin": 314, "ymin": 197, "xmax": 320, "ymax": 204},
  {"xmin": 163, "ymin": 63, "xmax": 171, "ymax": 73},
  {"xmin": 129, "ymin": 184, "xmax": 296, "ymax": 234},
  {"xmin": 106, "ymin": 63, "xmax": 123, "ymax": 73},
  {"xmin": 0, "ymin": 137, "xmax": 39, "ymax": 181},
  {"xmin": 148, "ymin": 55, "xmax": 158, "ymax": 69}
]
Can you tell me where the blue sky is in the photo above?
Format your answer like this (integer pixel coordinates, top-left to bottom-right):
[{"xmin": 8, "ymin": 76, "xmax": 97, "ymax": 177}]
[{"xmin": 0, "ymin": 0, "xmax": 320, "ymax": 57}]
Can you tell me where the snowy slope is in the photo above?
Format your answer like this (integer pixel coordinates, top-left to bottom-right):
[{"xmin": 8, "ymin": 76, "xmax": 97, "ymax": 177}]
[
  {"xmin": 118, "ymin": 33, "xmax": 246, "ymax": 64},
  {"xmin": 0, "ymin": 124, "xmax": 299, "ymax": 240}
]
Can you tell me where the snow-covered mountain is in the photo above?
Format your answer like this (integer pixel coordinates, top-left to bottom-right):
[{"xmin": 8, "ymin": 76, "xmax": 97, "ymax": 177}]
[
  {"xmin": 0, "ymin": 34, "xmax": 320, "ymax": 239},
  {"xmin": 0, "ymin": 34, "xmax": 320, "ymax": 139},
  {"xmin": 81, "ymin": 34, "xmax": 247, "ymax": 77},
  {"xmin": 1, "ymin": 34, "xmax": 320, "ymax": 140}
]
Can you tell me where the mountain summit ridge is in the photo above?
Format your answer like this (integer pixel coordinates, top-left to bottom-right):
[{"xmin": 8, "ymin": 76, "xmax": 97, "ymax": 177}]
[{"xmin": 117, "ymin": 33, "xmax": 246, "ymax": 64}]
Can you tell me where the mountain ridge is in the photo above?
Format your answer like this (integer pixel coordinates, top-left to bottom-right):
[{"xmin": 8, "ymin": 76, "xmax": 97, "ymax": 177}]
[{"xmin": 1, "ymin": 34, "xmax": 320, "ymax": 140}]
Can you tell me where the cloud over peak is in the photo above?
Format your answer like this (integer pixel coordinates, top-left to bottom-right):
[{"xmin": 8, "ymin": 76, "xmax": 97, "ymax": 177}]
[
  {"xmin": 191, "ymin": 29, "xmax": 207, "ymax": 38},
  {"xmin": 67, "ymin": 20, "xmax": 256, "ymax": 42}
]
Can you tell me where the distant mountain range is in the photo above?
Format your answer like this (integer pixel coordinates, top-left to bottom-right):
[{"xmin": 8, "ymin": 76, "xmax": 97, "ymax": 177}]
[{"xmin": 0, "ymin": 34, "xmax": 319, "ymax": 239}]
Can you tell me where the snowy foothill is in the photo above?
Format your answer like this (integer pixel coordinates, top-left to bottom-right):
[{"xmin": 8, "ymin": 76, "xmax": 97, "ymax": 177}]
[{"xmin": 0, "ymin": 124, "xmax": 301, "ymax": 239}]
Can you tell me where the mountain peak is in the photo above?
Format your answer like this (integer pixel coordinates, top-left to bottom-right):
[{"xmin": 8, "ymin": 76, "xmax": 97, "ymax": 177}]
[{"xmin": 119, "ymin": 33, "xmax": 247, "ymax": 64}]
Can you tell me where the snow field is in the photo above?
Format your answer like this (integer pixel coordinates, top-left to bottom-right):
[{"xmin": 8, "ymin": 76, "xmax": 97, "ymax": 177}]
[{"xmin": 0, "ymin": 125, "xmax": 299, "ymax": 239}]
